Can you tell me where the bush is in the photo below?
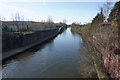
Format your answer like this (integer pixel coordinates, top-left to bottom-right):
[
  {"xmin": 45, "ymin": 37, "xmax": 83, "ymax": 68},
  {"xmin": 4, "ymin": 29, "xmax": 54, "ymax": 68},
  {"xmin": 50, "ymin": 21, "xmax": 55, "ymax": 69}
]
[{"xmin": 2, "ymin": 26, "xmax": 8, "ymax": 31}]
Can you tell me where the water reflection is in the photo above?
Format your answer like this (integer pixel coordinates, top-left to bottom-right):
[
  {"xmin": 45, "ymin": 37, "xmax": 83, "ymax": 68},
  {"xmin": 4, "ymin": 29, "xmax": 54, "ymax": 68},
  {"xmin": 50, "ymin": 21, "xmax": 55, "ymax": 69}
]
[
  {"xmin": 3, "ymin": 38, "xmax": 55, "ymax": 65},
  {"xmin": 78, "ymin": 42, "xmax": 98, "ymax": 78},
  {"xmin": 2, "ymin": 28, "xmax": 98, "ymax": 78}
]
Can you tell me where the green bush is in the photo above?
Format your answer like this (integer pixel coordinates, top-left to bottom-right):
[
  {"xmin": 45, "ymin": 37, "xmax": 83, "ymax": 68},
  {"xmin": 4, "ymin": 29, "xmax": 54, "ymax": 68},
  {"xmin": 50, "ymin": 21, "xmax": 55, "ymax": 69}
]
[{"xmin": 2, "ymin": 26, "xmax": 8, "ymax": 31}]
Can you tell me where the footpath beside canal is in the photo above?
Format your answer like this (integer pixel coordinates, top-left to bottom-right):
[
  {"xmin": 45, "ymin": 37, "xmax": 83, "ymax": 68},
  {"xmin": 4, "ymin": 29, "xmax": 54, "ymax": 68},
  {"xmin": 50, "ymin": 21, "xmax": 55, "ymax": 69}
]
[{"xmin": 2, "ymin": 27, "xmax": 64, "ymax": 60}]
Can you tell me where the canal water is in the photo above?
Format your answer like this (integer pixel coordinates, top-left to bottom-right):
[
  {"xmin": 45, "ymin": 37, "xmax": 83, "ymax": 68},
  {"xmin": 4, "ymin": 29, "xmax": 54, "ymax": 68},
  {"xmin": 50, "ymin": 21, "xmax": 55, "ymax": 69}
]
[{"xmin": 2, "ymin": 28, "xmax": 98, "ymax": 78}]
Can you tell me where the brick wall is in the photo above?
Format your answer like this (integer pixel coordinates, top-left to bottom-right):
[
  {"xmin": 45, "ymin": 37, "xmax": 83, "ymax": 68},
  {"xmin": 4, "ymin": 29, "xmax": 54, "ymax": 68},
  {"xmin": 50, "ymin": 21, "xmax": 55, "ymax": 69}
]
[{"xmin": 86, "ymin": 26, "xmax": 120, "ymax": 78}]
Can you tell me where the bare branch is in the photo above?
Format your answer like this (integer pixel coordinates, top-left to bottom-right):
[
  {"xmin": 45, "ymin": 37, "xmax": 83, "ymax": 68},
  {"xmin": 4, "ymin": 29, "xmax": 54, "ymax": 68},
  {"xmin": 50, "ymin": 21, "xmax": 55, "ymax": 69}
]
[{"xmin": 103, "ymin": 0, "xmax": 113, "ymax": 22}]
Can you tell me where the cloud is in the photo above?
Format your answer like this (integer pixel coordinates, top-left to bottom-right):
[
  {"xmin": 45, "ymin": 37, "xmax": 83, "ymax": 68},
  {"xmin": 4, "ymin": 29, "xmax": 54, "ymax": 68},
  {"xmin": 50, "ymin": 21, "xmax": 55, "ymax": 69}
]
[
  {"xmin": 0, "ymin": 2, "xmax": 74, "ymax": 23},
  {"xmin": 0, "ymin": 3, "xmax": 39, "ymax": 21}
]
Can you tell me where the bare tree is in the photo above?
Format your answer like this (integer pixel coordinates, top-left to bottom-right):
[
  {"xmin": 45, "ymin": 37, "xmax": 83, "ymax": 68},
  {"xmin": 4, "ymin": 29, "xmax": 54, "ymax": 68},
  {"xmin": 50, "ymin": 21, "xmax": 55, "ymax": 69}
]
[
  {"xmin": 41, "ymin": 19, "xmax": 45, "ymax": 23},
  {"xmin": 103, "ymin": 0, "xmax": 112, "ymax": 22},
  {"xmin": 21, "ymin": 15, "xmax": 24, "ymax": 29},
  {"xmin": 12, "ymin": 12, "xmax": 22, "ymax": 31},
  {"xmin": 0, "ymin": 16, "xmax": 2, "ymax": 28},
  {"xmin": 2, "ymin": 17, "xmax": 5, "ymax": 21},
  {"xmin": 0, "ymin": 16, "xmax": 1, "ymax": 21},
  {"xmin": 14, "ymin": 12, "xmax": 20, "ymax": 21},
  {"xmin": 62, "ymin": 19, "xmax": 67, "ymax": 24},
  {"xmin": 47, "ymin": 16, "xmax": 53, "ymax": 23}
]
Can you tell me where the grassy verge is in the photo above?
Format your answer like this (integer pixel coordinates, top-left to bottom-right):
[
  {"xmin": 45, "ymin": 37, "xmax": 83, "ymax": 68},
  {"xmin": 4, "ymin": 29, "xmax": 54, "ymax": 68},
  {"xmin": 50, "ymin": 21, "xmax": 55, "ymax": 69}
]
[{"xmin": 71, "ymin": 26, "xmax": 91, "ymax": 39}]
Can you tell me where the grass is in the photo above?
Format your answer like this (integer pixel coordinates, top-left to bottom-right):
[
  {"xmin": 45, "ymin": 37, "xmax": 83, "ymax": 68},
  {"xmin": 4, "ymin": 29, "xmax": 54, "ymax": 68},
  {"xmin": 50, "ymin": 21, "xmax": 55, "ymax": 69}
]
[{"xmin": 71, "ymin": 26, "xmax": 91, "ymax": 39}]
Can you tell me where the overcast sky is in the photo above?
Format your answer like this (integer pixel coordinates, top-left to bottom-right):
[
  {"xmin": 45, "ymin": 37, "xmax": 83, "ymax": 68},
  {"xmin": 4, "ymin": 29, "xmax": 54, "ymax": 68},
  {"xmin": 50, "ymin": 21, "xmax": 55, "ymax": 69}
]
[{"xmin": 0, "ymin": 0, "xmax": 116, "ymax": 24}]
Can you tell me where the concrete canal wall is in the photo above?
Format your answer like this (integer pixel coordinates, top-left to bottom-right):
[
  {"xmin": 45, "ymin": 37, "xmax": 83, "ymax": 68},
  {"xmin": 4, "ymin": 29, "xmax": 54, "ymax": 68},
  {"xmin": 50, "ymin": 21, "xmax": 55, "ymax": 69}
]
[{"xmin": 2, "ymin": 27, "xmax": 63, "ymax": 60}]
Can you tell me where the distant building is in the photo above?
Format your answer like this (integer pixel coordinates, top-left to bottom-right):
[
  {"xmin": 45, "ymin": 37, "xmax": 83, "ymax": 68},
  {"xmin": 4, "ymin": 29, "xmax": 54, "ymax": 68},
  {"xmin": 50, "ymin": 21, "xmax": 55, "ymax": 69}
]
[{"xmin": 2, "ymin": 21, "xmax": 37, "ymax": 31}]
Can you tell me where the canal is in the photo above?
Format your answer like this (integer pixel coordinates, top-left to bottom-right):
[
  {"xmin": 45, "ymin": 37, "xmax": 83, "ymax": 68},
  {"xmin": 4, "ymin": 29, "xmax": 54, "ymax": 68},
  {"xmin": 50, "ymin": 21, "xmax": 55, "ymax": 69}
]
[{"xmin": 2, "ymin": 28, "xmax": 98, "ymax": 78}]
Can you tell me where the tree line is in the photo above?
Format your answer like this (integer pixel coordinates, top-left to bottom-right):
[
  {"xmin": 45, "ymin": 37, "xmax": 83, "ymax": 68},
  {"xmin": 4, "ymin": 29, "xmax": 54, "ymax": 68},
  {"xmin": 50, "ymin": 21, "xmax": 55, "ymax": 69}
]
[
  {"xmin": 92, "ymin": 0, "xmax": 120, "ymax": 27},
  {"xmin": 1, "ymin": 13, "xmax": 67, "ymax": 32}
]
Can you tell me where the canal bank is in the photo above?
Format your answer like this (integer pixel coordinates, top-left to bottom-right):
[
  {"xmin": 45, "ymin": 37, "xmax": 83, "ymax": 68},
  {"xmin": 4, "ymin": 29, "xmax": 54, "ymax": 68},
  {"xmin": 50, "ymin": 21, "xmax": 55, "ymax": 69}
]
[
  {"xmin": 71, "ymin": 25, "xmax": 120, "ymax": 79},
  {"xmin": 2, "ymin": 27, "xmax": 64, "ymax": 60},
  {"xmin": 2, "ymin": 28, "xmax": 98, "ymax": 78}
]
